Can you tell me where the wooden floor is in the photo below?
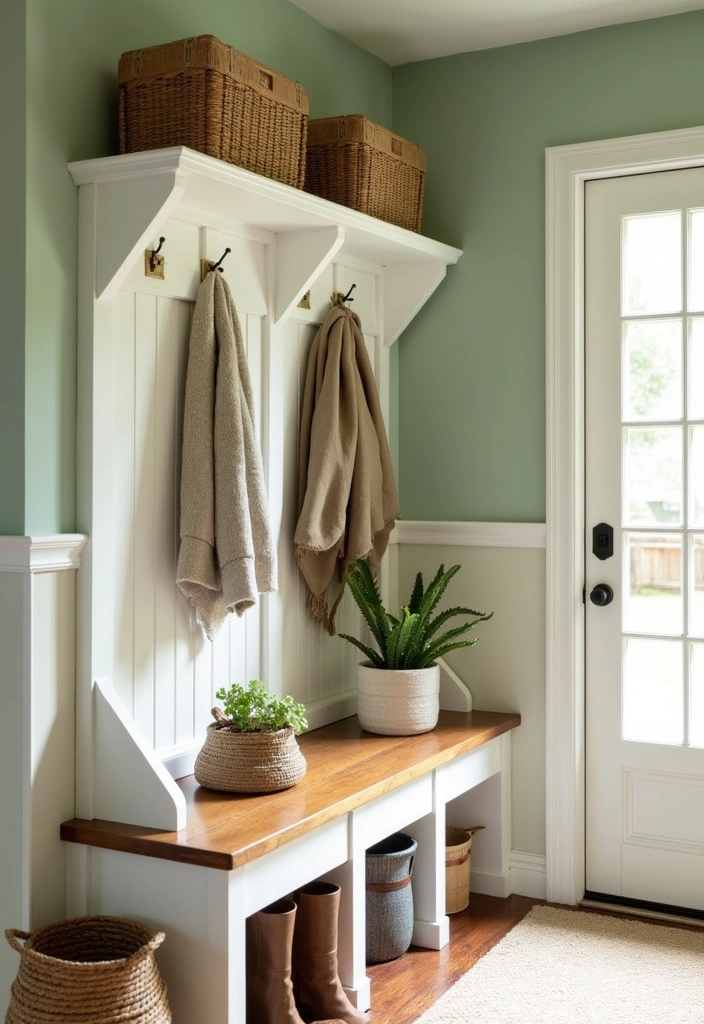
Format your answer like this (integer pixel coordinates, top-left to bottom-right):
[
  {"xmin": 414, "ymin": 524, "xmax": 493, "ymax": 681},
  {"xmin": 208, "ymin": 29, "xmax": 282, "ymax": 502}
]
[
  {"xmin": 365, "ymin": 893, "xmax": 704, "ymax": 1022},
  {"xmin": 366, "ymin": 893, "xmax": 541, "ymax": 1022}
]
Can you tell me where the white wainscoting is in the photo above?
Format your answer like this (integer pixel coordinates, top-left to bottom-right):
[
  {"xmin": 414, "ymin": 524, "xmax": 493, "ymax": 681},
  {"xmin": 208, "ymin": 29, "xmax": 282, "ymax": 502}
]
[
  {"xmin": 0, "ymin": 536, "xmax": 84, "ymax": 1020},
  {"xmin": 395, "ymin": 523, "xmax": 547, "ymax": 868}
]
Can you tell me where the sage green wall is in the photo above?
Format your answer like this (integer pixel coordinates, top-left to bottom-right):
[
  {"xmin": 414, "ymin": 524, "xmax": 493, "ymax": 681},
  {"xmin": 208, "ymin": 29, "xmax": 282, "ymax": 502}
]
[
  {"xmin": 20, "ymin": 0, "xmax": 391, "ymax": 534},
  {"xmin": 0, "ymin": 2, "xmax": 26, "ymax": 535},
  {"xmin": 393, "ymin": 10, "xmax": 704, "ymax": 523}
]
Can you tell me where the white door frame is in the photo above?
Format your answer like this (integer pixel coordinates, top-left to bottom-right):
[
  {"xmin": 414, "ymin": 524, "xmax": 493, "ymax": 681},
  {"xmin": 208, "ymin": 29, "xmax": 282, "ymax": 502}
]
[{"xmin": 545, "ymin": 124, "xmax": 704, "ymax": 905}]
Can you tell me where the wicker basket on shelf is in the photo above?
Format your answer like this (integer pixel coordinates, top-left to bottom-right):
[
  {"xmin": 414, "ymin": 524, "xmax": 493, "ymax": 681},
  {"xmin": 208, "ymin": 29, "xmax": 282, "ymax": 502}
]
[
  {"xmin": 304, "ymin": 114, "xmax": 426, "ymax": 232},
  {"xmin": 118, "ymin": 34, "xmax": 309, "ymax": 189},
  {"xmin": 5, "ymin": 916, "xmax": 171, "ymax": 1023}
]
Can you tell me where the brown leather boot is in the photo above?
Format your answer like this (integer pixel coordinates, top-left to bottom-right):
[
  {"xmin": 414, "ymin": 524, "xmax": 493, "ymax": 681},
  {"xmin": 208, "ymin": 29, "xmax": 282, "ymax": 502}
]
[
  {"xmin": 246, "ymin": 898, "xmax": 344, "ymax": 1024},
  {"xmin": 293, "ymin": 882, "xmax": 371, "ymax": 1024}
]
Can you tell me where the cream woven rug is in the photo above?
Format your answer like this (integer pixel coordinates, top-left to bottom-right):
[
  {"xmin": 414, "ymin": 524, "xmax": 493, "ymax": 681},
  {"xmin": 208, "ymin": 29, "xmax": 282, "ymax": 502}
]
[{"xmin": 413, "ymin": 905, "xmax": 704, "ymax": 1023}]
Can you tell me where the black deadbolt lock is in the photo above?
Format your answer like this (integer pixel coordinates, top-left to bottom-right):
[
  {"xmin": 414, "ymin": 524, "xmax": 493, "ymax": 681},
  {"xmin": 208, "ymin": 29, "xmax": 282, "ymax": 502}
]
[{"xmin": 592, "ymin": 522, "xmax": 614, "ymax": 561}]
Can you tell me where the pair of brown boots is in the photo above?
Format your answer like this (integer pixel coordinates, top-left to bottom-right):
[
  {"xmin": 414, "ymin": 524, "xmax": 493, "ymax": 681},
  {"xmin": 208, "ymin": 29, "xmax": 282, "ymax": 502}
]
[{"xmin": 246, "ymin": 881, "xmax": 370, "ymax": 1024}]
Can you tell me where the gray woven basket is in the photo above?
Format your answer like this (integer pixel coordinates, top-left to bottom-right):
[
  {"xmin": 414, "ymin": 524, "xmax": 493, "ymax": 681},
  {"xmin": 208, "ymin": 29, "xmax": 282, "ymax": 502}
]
[
  {"xmin": 365, "ymin": 832, "xmax": 418, "ymax": 964},
  {"xmin": 194, "ymin": 722, "xmax": 307, "ymax": 793},
  {"xmin": 5, "ymin": 916, "xmax": 171, "ymax": 1024}
]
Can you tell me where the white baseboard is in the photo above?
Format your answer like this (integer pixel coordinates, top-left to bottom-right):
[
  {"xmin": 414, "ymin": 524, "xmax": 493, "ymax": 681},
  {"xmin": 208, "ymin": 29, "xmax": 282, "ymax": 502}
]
[
  {"xmin": 470, "ymin": 869, "xmax": 511, "ymax": 898},
  {"xmin": 509, "ymin": 851, "xmax": 547, "ymax": 899},
  {"xmin": 470, "ymin": 852, "xmax": 546, "ymax": 901}
]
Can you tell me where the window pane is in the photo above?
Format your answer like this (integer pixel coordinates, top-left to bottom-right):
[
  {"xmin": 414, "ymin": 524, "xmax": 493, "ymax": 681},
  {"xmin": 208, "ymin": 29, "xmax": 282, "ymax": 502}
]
[
  {"xmin": 624, "ymin": 427, "xmax": 682, "ymax": 526},
  {"xmin": 690, "ymin": 427, "xmax": 704, "ymax": 527},
  {"xmin": 690, "ymin": 644, "xmax": 704, "ymax": 747},
  {"xmin": 625, "ymin": 533, "xmax": 682, "ymax": 635},
  {"xmin": 690, "ymin": 210, "xmax": 704, "ymax": 312},
  {"xmin": 623, "ymin": 638, "xmax": 683, "ymax": 744},
  {"xmin": 623, "ymin": 212, "xmax": 681, "ymax": 316},
  {"xmin": 689, "ymin": 319, "xmax": 704, "ymax": 419},
  {"xmin": 623, "ymin": 320, "xmax": 682, "ymax": 421},
  {"xmin": 690, "ymin": 535, "xmax": 704, "ymax": 638}
]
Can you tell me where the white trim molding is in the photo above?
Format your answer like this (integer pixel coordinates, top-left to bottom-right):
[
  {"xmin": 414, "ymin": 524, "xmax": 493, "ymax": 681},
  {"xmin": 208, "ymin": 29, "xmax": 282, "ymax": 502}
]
[
  {"xmin": 545, "ymin": 124, "xmax": 704, "ymax": 906},
  {"xmin": 0, "ymin": 535, "xmax": 88, "ymax": 573},
  {"xmin": 392, "ymin": 520, "xmax": 546, "ymax": 548},
  {"xmin": 510, "ymin": 851, "xmax": 547, "ymax": 900}
]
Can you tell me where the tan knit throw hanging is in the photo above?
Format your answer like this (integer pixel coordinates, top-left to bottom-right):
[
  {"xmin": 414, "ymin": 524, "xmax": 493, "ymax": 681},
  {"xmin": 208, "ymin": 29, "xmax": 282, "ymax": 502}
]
[{"xmin": 294, "ymin": 296, "xmax": 400, "ymax": 634}]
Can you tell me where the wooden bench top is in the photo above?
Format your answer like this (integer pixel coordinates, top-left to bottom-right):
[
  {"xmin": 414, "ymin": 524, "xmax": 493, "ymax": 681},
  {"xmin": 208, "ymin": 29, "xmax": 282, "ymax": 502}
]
[{"xmin": 61, "ymin": 710, "xmax": 520, "ymax": 871}]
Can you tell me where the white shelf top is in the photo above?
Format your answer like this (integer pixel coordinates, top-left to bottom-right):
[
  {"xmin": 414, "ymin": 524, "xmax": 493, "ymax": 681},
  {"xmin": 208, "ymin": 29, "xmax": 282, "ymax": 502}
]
[{"xmin": 68, "ymin": 146, "xmax": 463, "ymax": 269}]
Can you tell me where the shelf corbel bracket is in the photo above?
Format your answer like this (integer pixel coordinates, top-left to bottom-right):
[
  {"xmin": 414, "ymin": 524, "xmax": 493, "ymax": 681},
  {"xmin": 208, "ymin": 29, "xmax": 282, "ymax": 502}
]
[
  {"xmin": 383, "ymin": 261, "xmax": 450, "ymax": 346},
  {"xmin": 85, "ymin": 172, "xmax": 186, "ymax": 302},
  {"xmin": 274, "ymin": 226, "xmax": 345, "ymax": 324},
  {"xmin": 93, "ymin": 677, "xmax": 187, "ymax": 831}
]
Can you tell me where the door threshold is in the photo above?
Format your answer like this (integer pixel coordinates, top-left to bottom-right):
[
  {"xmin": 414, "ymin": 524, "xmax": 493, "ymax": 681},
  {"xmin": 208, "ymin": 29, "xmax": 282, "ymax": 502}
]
[{"xmin": 581, "ymin": 896, "xmax": 704, "ymax": 929}]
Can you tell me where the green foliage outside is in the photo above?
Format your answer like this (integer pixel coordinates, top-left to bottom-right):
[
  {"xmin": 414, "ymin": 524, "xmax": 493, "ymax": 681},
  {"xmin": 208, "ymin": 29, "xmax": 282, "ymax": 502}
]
[
  {"xmin": 339, "ymin": 558, "xmax": 493, "ymax": 670},
  {"xmin": 215, "ymin": 679, "xmax": 308, "ymax": 734}
]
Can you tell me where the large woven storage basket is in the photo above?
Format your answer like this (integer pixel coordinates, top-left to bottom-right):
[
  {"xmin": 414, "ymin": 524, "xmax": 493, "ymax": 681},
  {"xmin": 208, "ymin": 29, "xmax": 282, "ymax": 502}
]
[
  {"xmin": 194, "ymin": 722, "xmax": 307, "ymax": 793},
  {"xmin": 118, "ymin": 35, "xmax": 309, "ymax": 189},
  {"xmin": 5, "ymin": 916, "xmax": 171, "ymax": 1023},
  {"xmin": 304, "ymin": 114, "xmax": 426, "ymax": 232}
]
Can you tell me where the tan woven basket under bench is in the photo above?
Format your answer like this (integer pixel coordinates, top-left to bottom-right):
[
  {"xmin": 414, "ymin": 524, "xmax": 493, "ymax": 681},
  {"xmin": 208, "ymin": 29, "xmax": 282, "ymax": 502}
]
[
  {"xmin": 118, "ymin": 35, "xmax": 309, "ymax": 189},
  {"xmin": 304, "ymin": 114, "xmax": 426, "ymax": 232}
]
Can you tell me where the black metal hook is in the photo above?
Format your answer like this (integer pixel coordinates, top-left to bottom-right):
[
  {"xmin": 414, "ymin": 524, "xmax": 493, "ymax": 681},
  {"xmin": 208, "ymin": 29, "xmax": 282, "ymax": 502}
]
[
  {"xmin": 149, "ymin": 236, "xmax": 166, "ymax": 272},
  {"xmin": 342, "ymin": 283, "xmax": 356, "ymax": 303},
  {"xmin": 210, "ymin": 248, "xmax": 231, "ymax": 273}
]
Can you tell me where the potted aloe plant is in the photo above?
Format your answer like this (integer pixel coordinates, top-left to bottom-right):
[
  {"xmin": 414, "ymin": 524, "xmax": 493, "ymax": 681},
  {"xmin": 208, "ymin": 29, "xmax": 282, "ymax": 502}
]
[
  {"xmin": 339, "ymin": 560, "xmax": 492, "ymax": 736},
  {"xmin": 194, "ymin": 679, "xmax": 308, "ymax": 793}
]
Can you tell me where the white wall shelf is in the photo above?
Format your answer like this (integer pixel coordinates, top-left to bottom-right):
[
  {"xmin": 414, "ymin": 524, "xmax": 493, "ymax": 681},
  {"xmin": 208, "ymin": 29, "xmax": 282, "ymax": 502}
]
[{"xmin": 68, "ymin": 146, "xmax": 462, "ymax": 344}]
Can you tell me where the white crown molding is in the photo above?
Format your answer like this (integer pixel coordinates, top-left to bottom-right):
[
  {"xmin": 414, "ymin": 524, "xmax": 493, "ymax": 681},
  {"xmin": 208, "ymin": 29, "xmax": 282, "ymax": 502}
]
[
  {"xmin": 0, "ymin": 535, "xmax": 88, "ymax": 573},
  {"xmin": 392, "ymin": 520, "xmax": 546, "ymax": 549}
]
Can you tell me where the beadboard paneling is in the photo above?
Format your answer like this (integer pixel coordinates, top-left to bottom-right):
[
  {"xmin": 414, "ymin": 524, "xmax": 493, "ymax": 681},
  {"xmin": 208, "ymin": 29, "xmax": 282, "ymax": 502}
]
[{"xmin": 111, "ymin": 289, "xmax": 261, "ymax": 756}]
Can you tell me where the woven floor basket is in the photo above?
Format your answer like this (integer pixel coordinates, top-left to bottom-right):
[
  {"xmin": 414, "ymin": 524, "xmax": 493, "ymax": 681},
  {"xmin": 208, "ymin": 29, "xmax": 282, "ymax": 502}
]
[
  {"xmin": 304, "ymin": 114, "xmax": 426, "ymax": 232},
  {"xmin": 4, "ymin": 916, "xmax": 171, "ymax": 1024},
  {"xmin": 194, "ymin": 723, "xmax": 307, "ymax": 793},
  {"xmin": 118, "ymin": 35, "xmax": 308, "ymax": 189},
  {"xmin": 445, "ymin": 826, "xmax": 485, "ymax": 915}
]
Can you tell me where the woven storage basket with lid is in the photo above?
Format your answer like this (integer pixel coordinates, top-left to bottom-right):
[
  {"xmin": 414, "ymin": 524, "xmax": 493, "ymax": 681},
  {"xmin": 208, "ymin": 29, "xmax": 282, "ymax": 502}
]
[
  {"xmin": 118, "ymin": 35, "xmax": 308, "ymax": 189},
  {"xmin": 194, "ymin": 719, "xmax": 307, "ymax": 793},
  {"xmin": 5, "ymin": 916, "xmax": 171, "ymax": 1023},
  {"xmin": 304, "ymin": 114, "xmax": 426, "ymax": 232}
]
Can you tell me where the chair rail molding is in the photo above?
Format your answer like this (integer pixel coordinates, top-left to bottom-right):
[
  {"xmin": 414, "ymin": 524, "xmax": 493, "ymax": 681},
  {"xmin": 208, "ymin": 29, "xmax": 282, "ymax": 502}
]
[
  {"xmin": 392, "ymin": 521, "xmax": 546, "ymax": 549},
  {"xmin": 545, "ymin": 123, "xmax": 704, "ymax": 906},
  {"xmin": 0, "ymin": 535, "xmax": 87, "ymax": 573}
]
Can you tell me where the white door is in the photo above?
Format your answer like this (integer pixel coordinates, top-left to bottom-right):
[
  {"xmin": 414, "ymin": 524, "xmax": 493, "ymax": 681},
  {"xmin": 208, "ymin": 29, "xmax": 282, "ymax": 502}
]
[{"xmin": 585, "ymin": 167, "xmax": 704, "ymax": 912}]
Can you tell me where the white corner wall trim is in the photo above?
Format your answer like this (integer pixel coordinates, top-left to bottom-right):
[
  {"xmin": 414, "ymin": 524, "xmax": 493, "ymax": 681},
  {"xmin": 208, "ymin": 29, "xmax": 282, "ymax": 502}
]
[
  {"xmin": 0, "ymin": 535, "xmax": 88, "ymax": 573},
  {"xmin": 510, "ymin": 851, "xmax": 547, "ymax": 900},
  {"xmin": 392, "ymin": 521, "xmax": 546, "ymax": 549}
]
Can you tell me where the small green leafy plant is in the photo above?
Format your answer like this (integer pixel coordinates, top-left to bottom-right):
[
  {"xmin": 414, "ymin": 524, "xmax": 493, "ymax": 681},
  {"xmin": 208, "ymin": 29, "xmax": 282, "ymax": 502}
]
[
  {"xmin": 339, "ymin": 559, "xmax": 492, "ymax": 670},
  {"xmin": 214, "ymin": 679, "xmax": 308, "ymax": 734}
]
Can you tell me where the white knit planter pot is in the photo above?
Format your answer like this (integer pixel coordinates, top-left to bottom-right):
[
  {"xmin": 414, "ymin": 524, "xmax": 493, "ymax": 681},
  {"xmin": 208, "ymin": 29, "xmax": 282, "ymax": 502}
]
[{"xmin": 356, "ymin": 663, "xmax": 440, "ymax": 736}]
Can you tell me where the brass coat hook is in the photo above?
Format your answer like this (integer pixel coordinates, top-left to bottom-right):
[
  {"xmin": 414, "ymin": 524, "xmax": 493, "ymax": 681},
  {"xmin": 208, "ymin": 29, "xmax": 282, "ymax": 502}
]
[{"xmin": 145, "ymin": 236, "xmax": 166, "ymax": 279}]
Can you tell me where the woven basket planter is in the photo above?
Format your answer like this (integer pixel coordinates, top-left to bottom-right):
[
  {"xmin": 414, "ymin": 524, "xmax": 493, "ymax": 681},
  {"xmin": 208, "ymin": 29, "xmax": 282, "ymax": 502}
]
[
  {"xmin": 356, "ymin": 662, "xmax": 440, "ymax": 736},
  {"xmin": 304, "ymin": 114, "xmax": 426, "ymax": 232},
  {"xmin": 118, "ymin": 35, "xmax": 308, "ymax": 189},
  {"xmin": 194, "ymin": 723, "xmax": 307, "ymax": 793},
  {"xmin": 4, "ymin": 916, "xmax": 171, "ymax": 1024}
]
